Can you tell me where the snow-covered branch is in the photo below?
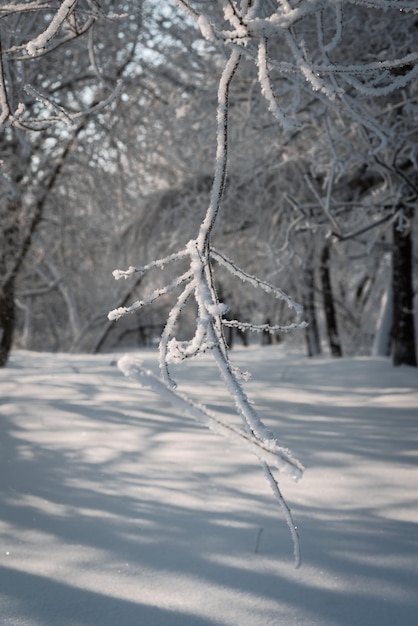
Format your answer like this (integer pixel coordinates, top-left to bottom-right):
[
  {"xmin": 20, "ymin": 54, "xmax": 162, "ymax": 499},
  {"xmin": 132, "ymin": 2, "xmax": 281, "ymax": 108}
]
[
  {"xmin": 174, "ymin": 0, "xmax": 418, "ymax": 144},
  {"xmin": 0, "ymin": 0, "xmax": 127, "ymax": 130},
  {"xmin": 111, "ymin": 38, "xmax": 306, "ymax": 564},
  {"xmin": 118, "ymin": 356, "xmax": 304, "ymax": 482},
  {"xmin": 108, "ymin": 0, "xmax": 418, "ymax": 565},
  {"xmin": 25, "ymin": 0, "xmax": 80, "ymax": 56},
  {"xmin": 210, "ymin": 248, "xmax": 304, "ymax": 316}
]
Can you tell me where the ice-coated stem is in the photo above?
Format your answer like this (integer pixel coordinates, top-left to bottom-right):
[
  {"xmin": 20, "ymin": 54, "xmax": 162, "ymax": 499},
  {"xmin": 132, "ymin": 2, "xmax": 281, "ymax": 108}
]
[
  {"xmin": 198, "ymin": 48, "xmax": 241, "ymax": 250},
  {"xmin": 262, "ymin": 462, "xmax": 302, "ymax": 568},
  {"xmin": 111, "ymin": 14, "xmax": 305, "ymax": 567}
]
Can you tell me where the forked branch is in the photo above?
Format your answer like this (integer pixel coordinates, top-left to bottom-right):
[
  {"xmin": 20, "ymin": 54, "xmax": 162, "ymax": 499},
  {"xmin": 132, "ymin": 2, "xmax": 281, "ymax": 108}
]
[{"xmin": 110, "ymin": 44, "xmax": 305, "ymax": 567}]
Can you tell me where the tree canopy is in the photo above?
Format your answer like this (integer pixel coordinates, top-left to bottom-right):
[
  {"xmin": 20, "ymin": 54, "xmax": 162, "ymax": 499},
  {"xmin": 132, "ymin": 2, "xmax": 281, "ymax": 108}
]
[{"xmin": 1, "ymin": 0, "xmax": 417, "ymax": 366}]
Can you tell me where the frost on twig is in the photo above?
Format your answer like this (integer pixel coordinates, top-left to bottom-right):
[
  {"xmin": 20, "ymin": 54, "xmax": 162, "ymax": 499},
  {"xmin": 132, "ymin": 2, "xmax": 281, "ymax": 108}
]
[
  {"xmin": 0, "ymin": 0, "xmax": 127, "ymax": 130},
  {"xmin": 118, "ymin": 356, "xmax": 304, "ymax": 482},
  {"xmin": 174, "ymin": 1, "xmax": 418, "ymax": 146},
  {"xmin": 111, "ymin": 232, "xmax": 306, "ymax": 566},
  {"xmin": 110, "ymin": 42, "xmax": 306, "ymax": 566},
  {"xmin": 109, "ymin": 0, "xmax": 418, "ymax": 568},
  {"xmin": 113, "ymin": 246, "xmax": 306, "ymax": 564},
  {"xmin": 25, "ymin": 0, "xmax": 79, "ymax": 57},
  {"xmin": 10, "ymin": 80, "xmax": 123, "ymax": 131}
]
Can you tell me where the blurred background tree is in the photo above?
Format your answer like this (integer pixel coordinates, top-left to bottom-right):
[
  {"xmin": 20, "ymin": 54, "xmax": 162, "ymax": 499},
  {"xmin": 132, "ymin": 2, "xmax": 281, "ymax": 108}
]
[{"xmin": 1, "ymin": 1, "xmax": 417, "ymax": 367}]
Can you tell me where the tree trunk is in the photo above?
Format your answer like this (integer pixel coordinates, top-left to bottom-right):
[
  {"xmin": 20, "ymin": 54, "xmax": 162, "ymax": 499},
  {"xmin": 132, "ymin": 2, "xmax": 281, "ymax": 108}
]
[
  {"xmin": 0, "ymin": 123, "xmax": 85, "ymax": 367},
  {"xmin": 261, "ymin": 318, "xmax": 273, "ymax": 346},
  {"xmin": 391, "ymin": 207, "xmax": 417, "ymax": 367},
  {"xmin": 373, "ymin": 281, "xmax": 393, "ymax": 357},
  {"xmin": 0, "ymin": 280, "xmax": 15, "ymax": 367},
  {"xmin": 302, "ymin": 265, "xmax": 322, "ymax": 357},
  {"xmin": 320, "ymin": 241, "xmax": 343, "ymax": 357},
  {"xmin": 92, "ymin": 275, "xmax": 143, "ymax": 354}
]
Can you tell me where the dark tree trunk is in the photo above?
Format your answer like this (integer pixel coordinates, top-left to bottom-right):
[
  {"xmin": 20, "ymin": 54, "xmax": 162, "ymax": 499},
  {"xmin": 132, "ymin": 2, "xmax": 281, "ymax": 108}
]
[
  {"xmin": 92, "ymin": 275, "xmax": 144, "ymax": 353},
  {"xmin": 373, "ymin": 282, "xmax": 393, "ymax": 357},
  {"xmin": 302, "ymin": 265, "xmax": 322, "ymax": 357},
  {"xmin": 237, "ymin": 327, "xmax": 249, "ymax": 347},
  {"xmin": 392, "ymin": 207, "xmax": 417, "ymax": 367},
  {"xmin": 0, "ymin": 280, "xmax": 15, "ymax": 367},
  {"xmin": 320, "ymin": 241, "xmax": 343, "ymax": 357},
  {"xmin": 224, "ymin": 324, "xmax": 234, "ymax": 350},
  {"xmin": 261, "ymin": 318, "xmax": 273, "ymax": 346},
  {"xmin": 0, "ymin": 124, "xmax": 85, "ymax": 367}
]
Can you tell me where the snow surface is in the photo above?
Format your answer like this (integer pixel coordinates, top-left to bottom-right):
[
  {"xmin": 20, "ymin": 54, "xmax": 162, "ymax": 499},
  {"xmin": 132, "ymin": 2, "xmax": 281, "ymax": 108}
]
[{"xmin": 1, "ymin": 345, "xmax": 418, "ymax": 626}]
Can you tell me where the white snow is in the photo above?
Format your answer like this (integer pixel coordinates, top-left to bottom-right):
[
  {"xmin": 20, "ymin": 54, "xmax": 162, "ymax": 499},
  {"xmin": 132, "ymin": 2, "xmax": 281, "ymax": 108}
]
[{"xmin": 1, "ymin": 345, "xmax": 418, "ymax": 625}]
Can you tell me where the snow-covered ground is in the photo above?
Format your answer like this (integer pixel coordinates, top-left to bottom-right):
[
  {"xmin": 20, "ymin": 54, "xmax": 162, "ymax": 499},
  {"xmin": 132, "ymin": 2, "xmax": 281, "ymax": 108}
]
[{"xmin": 1, "ymin": 345, "xmax": 417, "ymax": 626}]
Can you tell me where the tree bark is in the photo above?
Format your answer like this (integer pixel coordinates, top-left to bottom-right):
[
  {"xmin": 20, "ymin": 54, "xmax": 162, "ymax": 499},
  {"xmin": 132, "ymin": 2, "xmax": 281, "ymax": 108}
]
[
  {"xmin": 373, "ymin": 281, "xmax": 393, "ymax": 357},
  {"xmin": 92, "ymin": 275, "xmax": 143, "ymax": 354},
  {"xmin": 391, "ymin": 207, "xmax": 417, "ymax": 367},
  {"xmin": 320, "ymin": 241, "xmax": 343, "ymax": 357},
  {"xmin": 302, "ymin": 265, "xmax": 322, "ymax": 357},
  {"xmin": 0, "ymin": 123, "xmax": 85, "ymax": 367},
  {"xmin": 0, "ymin": 280, "xmax": 15, "ymax": 367}
]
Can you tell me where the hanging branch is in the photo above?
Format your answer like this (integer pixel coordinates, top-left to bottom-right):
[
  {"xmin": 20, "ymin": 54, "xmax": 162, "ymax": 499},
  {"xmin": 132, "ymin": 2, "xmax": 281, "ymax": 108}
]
[
  {"xmin": 110, "ymin": 0, "xmax": 418, "ymax": 567},
  {"xmin": 111, "ymin": 43, "xmax": 306, "ymax": 567},
  {"xmin": 118, "ymin": 356, "xmax": 304, "ymax": 481}
]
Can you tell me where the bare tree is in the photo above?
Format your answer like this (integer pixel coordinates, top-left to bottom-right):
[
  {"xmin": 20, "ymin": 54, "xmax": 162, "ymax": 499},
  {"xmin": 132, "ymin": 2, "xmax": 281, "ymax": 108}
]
[{"xmin": 0, "ymin": 1, "xmax": 141, "ymax": 364}]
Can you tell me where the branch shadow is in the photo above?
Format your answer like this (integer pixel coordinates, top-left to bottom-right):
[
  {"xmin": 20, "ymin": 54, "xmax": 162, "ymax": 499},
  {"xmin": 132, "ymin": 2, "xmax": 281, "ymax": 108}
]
[
  {"xmin": 1, "ymin": 349, "xmax": 418, "ymax": 625},
  {"xmin": 0, "ymin": 566, "xmax": 221, "ymax": 626}
]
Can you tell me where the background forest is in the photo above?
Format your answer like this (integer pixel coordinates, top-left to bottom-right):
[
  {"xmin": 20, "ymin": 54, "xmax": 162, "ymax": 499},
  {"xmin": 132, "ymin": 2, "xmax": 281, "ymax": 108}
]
[{"xmin": 1, "ymin": 0, "xmax": 417, "ymax": 367}]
